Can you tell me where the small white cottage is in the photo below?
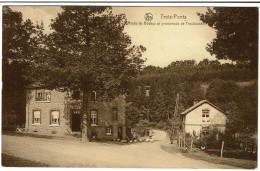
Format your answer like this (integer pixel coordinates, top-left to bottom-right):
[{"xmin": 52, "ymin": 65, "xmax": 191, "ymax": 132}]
[{"xmin": 181, "ymin": 100, "xmax": 227, "ymax": 136}]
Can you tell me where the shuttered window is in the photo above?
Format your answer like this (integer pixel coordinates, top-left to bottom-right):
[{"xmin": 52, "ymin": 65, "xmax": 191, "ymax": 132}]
[
  {"xmin": 90, "ymin": 110, "xmax": 98, "ymax": 126},
  {"xmin": 33, "ymin": 110, "xmax": 41, "ymax": 125},
  {"xmin": 36, "ymin": 89, "xmax": 51, "ymax": 102},
  {"xmin": 202, "ymin": 109, "xmax": 210, "ymax": 122},
  {"xmin": 50, "ymin": 110, "xmax": 60, "ymax": 126},
  {"xmin": 106, "ymin": 127, "xmax": 112, "ymax": 135}
]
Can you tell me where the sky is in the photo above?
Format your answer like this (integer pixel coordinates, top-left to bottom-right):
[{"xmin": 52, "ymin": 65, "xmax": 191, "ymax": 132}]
[{"xmin": 10, "ymin": 6, "xmax": 220, "ymax": 67}]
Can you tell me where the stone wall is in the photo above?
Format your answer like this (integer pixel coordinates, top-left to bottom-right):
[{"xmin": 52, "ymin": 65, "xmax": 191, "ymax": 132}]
[
  {"xmin": 25, "ymin": 88, "xmax": 70, "ymax": 136},
  {"xmin": 26, "ymin": 88, "xmax": 127, "ymax": 140}
]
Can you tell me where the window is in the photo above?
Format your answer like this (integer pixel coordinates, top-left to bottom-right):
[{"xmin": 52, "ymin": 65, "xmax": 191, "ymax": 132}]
[
  {"xmin": 201, "ymin": 126, "xmax": 210, "ymax": 136},
  {"xmin": 145, "ymin": 89, "xmax": 150, "ymax": 97},
  {"xmin": 202, "ymin": 108, "xmax": 210, "ymax": 122},
  {"xmin": 91, "ymin": 91, "xmax": 97, "ymax": 102},
  {"xmin": 144, "ymin": 86, "xmax": 151, "ymax": 97},
  {"xmin": 72, "ymin": 90, "xmax": 80, "ymax": 100},
  {"xmin": 106, "ymin": 127, "xmax": 112, "ymax": 135},
  {"xmin": 112, "ymin": 108, "xmax": 118, "ymax": 121},
  {"xmin": 33, "ymin": 110, "xmax": 41, "ymax": 125},
  {"xmin": 50, "ymin": 110, "xmax": 60, "ymax": 126},
  {"xmin": 36, "ymin": 89, "xmax": 51, "ymax": 102},
  {"xmin": 90, "ymin": 110, "xmax": 98, "ymax": 126}
]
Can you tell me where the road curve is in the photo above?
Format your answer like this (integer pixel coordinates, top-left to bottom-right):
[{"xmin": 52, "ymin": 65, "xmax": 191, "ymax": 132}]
[{"xmin": 2, "ymin": 130, "xmax": 238, "ymax": 168}]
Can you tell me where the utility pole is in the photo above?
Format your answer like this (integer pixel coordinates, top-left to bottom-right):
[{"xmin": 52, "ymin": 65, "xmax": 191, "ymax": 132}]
[{"xmin": 171, "ymin": 93, "xmax": 179, "ymax": 145}]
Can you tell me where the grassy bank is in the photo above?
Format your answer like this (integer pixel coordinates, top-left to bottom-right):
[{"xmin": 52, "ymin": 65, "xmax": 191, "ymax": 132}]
[
  {"xmin": 161, "ymin": 144, "xmax": 257, "ymax": 169},
  {"xmin": 2, "ymin": 154, "xmax": 50, "ymax": 167}
]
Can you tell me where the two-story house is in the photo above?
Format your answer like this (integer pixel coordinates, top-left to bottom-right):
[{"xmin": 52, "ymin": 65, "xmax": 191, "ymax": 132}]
[
  {"xmin": 181, "ymin": 100, "xmax": 227, "ymax": 136},
  {"xmin": 25, "ymin": 85, "xmax": 129, "ymax": 140}
]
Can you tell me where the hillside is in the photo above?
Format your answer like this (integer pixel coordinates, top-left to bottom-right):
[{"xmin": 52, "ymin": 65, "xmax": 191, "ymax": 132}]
[{"xmin": 127, "ymin": 59, "xmax": 257, "ymax": 136}]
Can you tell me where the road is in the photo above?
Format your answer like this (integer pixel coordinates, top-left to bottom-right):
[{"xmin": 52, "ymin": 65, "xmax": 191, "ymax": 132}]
[{"xmin": 2, "ymin": 130, "xmax": 237, "ymax": 168}]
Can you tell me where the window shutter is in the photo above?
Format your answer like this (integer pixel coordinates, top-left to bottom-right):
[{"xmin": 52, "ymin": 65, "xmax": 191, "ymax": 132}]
[
  {"xmin": 32, "ymin": 111, "xmax": 34, "ymax": 124},
  {"xmin": 96, "ymin": 110, "xmax": 98, "ymax": 125},
  {"xmin": 89, "ymin": 110, "xmax": 92, "ymax": 124},
  {"xmin": 50, "ymin": 111, "xmax": 52, "ymax": 125},
  {"xmin": 58, "ymin": 112, "xmax": 60, "ymax": 125},
  {"xmin": 35, "ymin": 90, "xmax": 37, "ymax": 101}
]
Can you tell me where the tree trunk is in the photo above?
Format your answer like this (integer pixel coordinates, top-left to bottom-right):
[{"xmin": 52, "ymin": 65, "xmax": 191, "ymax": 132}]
[{"xmin": 81, "ymin": 90, "xmax": 91, "ymax": 142}]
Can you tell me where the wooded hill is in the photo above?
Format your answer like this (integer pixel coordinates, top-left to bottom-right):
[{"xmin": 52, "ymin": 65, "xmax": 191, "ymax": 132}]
[{"xmin": 126, "ymin": 59, "xmax": 257, "ymax": 136}]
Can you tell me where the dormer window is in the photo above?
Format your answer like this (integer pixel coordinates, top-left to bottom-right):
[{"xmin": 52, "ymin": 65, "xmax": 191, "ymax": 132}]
[{"xmin": 36, "ymin": 89, "xmax": 51, "ymax": 102}]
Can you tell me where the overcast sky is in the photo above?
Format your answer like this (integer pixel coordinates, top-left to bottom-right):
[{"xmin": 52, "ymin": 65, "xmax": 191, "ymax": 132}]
[{"xmin": 10, "ymin": 6, "xmax": 221, "ymax": 67}]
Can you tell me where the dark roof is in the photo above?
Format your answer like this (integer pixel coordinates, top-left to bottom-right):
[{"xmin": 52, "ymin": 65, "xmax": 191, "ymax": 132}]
[{"xmin": 181, "ymin": 100, "xmax": 226, "ymax": 115}]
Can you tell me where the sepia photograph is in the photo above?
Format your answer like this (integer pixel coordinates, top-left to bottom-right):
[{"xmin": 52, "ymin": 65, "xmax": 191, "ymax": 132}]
[{"xmin": 1, "ymin": 4, "xmax": 258, "ymax": 169}]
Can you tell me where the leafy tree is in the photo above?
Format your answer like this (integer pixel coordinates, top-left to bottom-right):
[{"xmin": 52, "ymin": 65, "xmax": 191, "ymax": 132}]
[
  {"xmin": 206, "ymin": 79, "xmax": 240, "ymax": 110},
  {"xmin": 198, "ymin": 7, "xmax": 258, "ymax": 69},
  {"xmin": 2, "ymin": 6, "xmax": 39, "ymax": 125},
  {"xmin": 30, "ymin": 7, "xmax": 145, "ymax": 141}
]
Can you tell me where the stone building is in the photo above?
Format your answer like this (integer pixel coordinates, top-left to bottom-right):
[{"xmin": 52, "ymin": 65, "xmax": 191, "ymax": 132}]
[{"xmin": 25, "ymin": 85, "xmax": 129, "ymax": 140}]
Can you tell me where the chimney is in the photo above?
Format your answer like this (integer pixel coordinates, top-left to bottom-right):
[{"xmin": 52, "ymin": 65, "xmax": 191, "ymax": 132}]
[{"xmin": 193, "ymin": 99, "xmax": 199, "ymax": 105}]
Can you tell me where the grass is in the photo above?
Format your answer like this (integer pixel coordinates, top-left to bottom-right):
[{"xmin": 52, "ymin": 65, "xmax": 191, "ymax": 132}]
[
  {"xmin": 2, "ymin": 154, "xmax": 51, "ymax": 167},
  {"xmin": 161, "ymin": 144, "xmax": 257, "ymax": 169}
]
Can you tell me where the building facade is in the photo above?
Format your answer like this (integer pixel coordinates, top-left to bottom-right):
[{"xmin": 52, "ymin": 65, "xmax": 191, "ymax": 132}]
[
  {"xmin": 181, "ymin": 100, "xmax": 227, "ymax": 136},
  {"xmin": 25, "ymin": 86, "xmax": 128, "ymax": 140}
]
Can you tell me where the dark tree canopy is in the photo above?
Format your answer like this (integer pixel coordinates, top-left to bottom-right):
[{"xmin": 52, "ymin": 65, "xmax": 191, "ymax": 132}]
[
  {"xmin": 32, "ymin": 6, "xmax": 145, "ymax": 97},
  {"xmin": 29, "ymin": 6, "xmax": 146, "ymax": 141},
  {"xmin": 2, "ymin": 6, "xmax": 39, "ymax": 125},
  {"xmin": 198, "ymin": 7, "xmax": 258, "ymax": 68}
]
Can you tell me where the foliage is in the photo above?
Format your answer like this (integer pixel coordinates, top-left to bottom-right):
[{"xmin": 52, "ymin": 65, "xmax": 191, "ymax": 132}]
[
  {"xmin": 127, "ymin": 59, "xmax": 257, "ymax": 137},
  {"xmin": 2, "ymin": 6, "xmax": 42, "ymax": 125},
  {"xmin": 198, "ymin": 7, "xmax": 258, "ymax": 69},
  {"xmin": 30, "ymin": 7, "xmax": 145, "ymax": 95},
  {"xmin": 28, "ymin": 7, "xmax": 145, "ymax": 140},
  {"xmin": 207, "ymin": 79, "xmax": 257, "ymax": 135}
]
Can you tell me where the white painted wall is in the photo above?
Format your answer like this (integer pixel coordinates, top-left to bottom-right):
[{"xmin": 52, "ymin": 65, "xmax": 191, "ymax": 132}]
[{"xmin": 184, "ymin": 103, "xmax": 227, "ymax": 135}]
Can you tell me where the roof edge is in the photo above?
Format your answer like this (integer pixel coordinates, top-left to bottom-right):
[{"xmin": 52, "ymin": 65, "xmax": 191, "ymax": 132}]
[{"xmin": 181, "ymin": 100, "xmax": 227, "ymax": 115}]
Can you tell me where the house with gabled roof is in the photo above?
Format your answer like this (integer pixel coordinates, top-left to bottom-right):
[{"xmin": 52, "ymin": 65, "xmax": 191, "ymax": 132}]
[{"xmin": 181, "ymin": 100, "xmax": 227, "ymax": 136}]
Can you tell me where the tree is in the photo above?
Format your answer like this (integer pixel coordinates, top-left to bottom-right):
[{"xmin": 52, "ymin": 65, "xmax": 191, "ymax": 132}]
[
  {"xmin": 206, "ymin": 79, "xmax": 239, "ymax": 110},
  {"xmin": 198, "ymin": 8, "xmax": 258, "ymax": 69},
  {"xmin": 30, "ymin": 7, "xmax": 145, "ymax": 141},
  {"xmin": 2, "ymin": 6, "xmax": 38, "ymax": 125}
]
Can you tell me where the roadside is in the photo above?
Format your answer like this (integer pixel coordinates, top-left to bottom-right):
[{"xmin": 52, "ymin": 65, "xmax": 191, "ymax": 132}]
[
  {"xmin": 2, "ymin": 130, "xmax": 240, "ymax": 168},
  {"xmin": 2, "ymin": 153, "xmax": 50, "ymax": 167},
  {"xmin": 161, "ymin": 143, "xmax": 257, "ymax": 169}
]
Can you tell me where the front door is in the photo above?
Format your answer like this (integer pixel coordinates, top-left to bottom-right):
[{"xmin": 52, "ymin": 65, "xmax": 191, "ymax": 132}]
[
  {"xmin": 118, "ymin": 127, "xmax": 123, "ymax": 140},
  {"xmin": 71, "ymin": 109, "xmax": 81, "ymax": 132}
]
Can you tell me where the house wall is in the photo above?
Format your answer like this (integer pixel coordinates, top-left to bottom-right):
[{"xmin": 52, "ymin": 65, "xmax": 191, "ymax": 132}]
[
  {"xmin": 25, "ymin": 89, "xmax": 70, "ymax": 136},
  {"xmin": 87, "ymin": 95, "xmax": 127, "ymax": 140},
  {"xmin": 184, "ymin": 103, "xmax": 227, "ymax": 135},
  {"xmin": 26, "ymin": 88, "xmax": 127, "ymax": 140}
]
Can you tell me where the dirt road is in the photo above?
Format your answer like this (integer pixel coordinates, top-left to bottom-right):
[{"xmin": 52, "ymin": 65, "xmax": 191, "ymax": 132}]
[{"xmin": 2, "ymin": 130, "xmax": 238, "ymax": 168}]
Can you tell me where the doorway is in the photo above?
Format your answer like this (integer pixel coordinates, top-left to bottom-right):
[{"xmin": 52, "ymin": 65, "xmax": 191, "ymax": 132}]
[
  {"xmin": 118, "ymin": 127, "xmax": 123, "ymax": 140},
  {"xmin": 71, "ymin": 109, "xmax": 81, "ymax": 132}
]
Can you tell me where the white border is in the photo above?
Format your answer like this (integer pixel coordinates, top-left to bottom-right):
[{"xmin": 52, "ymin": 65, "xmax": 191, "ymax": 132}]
[{"xmin": 0, "ymin": 2, "xmax": 259, "ymax": 171}]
